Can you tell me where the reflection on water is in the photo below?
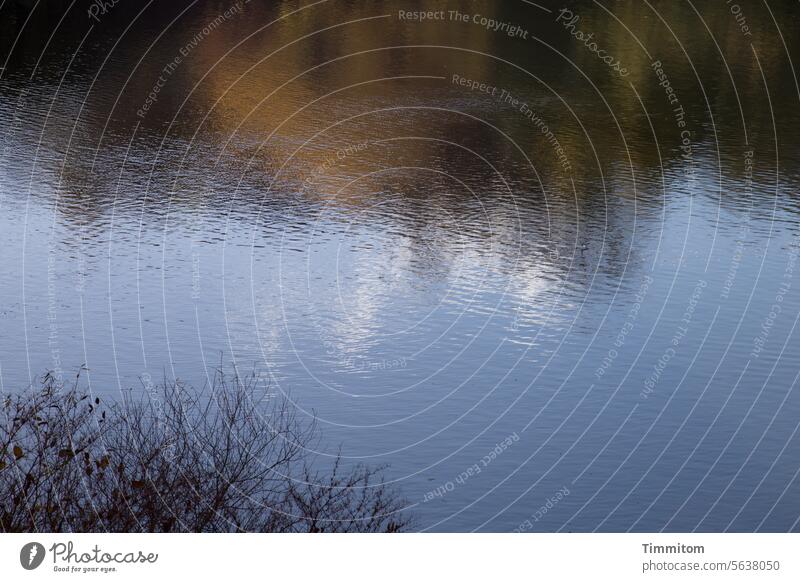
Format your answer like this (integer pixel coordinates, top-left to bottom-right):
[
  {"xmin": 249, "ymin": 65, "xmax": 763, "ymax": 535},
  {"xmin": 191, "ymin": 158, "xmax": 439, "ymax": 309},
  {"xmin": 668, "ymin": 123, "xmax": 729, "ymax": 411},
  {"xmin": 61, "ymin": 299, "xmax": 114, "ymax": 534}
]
[{"xmin": 2, "ymin": 0, "xmax": 800, "ymax": 531}]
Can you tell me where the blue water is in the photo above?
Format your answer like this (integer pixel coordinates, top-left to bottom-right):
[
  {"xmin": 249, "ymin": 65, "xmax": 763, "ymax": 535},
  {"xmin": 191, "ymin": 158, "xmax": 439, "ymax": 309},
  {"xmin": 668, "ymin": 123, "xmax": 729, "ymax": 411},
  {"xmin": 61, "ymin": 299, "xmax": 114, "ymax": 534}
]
[{"xmin": 2, "ymin": 0, "xmax": 800, "ymax": 531}]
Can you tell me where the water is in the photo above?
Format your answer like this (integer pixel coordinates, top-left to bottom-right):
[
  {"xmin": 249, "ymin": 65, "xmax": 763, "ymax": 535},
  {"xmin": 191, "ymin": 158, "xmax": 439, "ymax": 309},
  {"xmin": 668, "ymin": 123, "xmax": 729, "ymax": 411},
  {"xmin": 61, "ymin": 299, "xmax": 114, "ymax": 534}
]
[{"xmin": 2, "ymin": 0, "xmax": 800, "ymax": 531}]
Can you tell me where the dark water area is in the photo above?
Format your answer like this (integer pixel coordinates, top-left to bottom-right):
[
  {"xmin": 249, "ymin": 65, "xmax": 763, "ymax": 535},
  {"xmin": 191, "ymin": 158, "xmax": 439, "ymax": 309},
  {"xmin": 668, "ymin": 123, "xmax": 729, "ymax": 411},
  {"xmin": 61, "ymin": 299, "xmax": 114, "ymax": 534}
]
[{"xmin": 2, "ymin": 0, "xmax": 800, "ymax": 531}]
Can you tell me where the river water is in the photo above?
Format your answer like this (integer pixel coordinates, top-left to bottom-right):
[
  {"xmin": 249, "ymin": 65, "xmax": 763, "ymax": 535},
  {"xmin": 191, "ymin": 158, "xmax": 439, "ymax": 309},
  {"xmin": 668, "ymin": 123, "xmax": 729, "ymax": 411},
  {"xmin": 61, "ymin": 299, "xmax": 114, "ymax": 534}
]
[{"xmin": 2, "ymin": 0, "xmax": 800, "ymax": 531}]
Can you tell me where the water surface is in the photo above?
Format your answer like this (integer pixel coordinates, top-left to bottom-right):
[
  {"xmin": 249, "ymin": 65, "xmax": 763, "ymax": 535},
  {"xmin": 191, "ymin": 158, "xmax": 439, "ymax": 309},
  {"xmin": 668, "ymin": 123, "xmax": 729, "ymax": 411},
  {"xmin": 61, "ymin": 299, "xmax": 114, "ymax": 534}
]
[{"xmin": 2, "ymin": 0, "xmax": 800, "ymax": 531}]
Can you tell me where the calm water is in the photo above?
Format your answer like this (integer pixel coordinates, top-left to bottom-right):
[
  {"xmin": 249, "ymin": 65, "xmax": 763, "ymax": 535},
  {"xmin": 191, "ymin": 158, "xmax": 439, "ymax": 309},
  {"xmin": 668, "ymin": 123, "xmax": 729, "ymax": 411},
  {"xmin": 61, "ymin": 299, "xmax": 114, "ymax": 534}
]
[{"xmin": 2, "ymin": 0, "xmax": 800, "ymax": 531}]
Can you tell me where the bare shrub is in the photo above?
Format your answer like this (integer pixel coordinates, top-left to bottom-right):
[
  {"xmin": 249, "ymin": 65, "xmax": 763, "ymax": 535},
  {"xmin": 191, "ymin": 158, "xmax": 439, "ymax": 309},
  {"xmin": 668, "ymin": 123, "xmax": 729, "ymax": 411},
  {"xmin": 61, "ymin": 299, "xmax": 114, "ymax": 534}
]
[{"xmin": 0, "ymin": 370, "xmax": 411, "ymax": 532}]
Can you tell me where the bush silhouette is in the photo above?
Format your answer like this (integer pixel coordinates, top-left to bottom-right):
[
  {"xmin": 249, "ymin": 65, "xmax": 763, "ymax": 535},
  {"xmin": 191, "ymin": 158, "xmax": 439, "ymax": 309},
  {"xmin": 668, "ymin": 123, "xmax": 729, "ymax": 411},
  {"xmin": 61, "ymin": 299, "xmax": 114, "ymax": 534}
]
[{"xmin": 0, "ymin": 370, "xmax": 410, "ymax": 532}]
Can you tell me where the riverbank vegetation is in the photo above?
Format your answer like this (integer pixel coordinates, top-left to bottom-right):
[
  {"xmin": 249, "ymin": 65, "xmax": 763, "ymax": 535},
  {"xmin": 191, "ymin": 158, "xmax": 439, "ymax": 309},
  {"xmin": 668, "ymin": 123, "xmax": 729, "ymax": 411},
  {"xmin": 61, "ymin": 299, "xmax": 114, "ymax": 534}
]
[{"xmin": 0, "ymin": 370, "xmax": 410, "ymax": 532}]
